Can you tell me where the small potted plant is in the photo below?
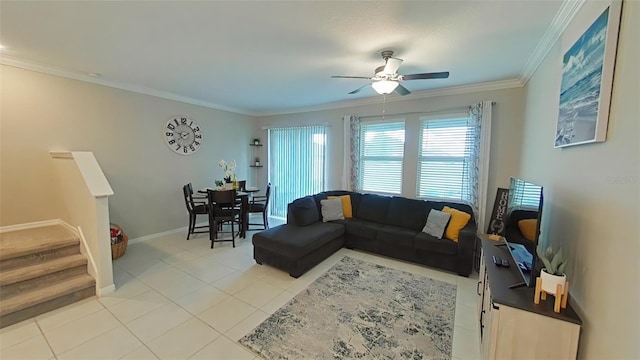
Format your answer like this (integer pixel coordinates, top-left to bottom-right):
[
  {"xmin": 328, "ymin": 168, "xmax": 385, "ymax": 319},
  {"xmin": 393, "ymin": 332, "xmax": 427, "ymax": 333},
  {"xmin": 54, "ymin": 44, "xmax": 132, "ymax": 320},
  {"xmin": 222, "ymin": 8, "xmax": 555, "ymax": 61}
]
[
  {"xmin": 253, "ymin": 138, "xmax": 261, "ymax": 146},
  {"xmin": 214, "ymin": 180, "xmax": 224, "ymax": 189},
  {"xmin": 255, "ymin": 157, "xmax": 260, "ymax": 166},
  {"xmin": 537, "ymin": 246, "xmax": 567, "ymax": 294}
]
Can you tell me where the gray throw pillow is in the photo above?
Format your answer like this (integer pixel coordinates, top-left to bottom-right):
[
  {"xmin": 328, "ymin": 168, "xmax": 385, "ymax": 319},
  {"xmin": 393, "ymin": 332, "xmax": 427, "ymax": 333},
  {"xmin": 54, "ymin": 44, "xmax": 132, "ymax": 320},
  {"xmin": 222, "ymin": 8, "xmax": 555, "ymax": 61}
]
[
  {"xmin": 422, "ymin": 209, "xmax": 451, "ymax": 239},
  {"xmin": 320, "ymin": 198, "xmax": 345, "ymax": 222}
]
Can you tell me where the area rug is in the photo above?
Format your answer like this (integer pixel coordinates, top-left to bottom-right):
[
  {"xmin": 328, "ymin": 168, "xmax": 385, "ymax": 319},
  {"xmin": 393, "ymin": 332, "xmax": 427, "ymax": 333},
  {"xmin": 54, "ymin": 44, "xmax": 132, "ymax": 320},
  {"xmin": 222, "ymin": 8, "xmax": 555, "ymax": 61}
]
[{"xmin": 239, "ymin": 256, "xmax": 456, "ymax": 359}]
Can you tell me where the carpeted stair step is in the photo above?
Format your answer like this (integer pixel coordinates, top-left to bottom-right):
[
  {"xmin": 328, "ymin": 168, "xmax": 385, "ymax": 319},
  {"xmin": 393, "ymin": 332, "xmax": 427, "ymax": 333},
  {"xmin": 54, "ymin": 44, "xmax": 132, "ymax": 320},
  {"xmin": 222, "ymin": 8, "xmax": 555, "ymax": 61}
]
[
  {"xmin": 0, "ymin": 225, "xmax": 80, "ymax": 271},
  {"xmin": 0, "ymin": 274, "xmax": 96, "ymax": 325},
  {"xmin": 0, "ymin": 254, "xmax": 88, "ymax": 298}
]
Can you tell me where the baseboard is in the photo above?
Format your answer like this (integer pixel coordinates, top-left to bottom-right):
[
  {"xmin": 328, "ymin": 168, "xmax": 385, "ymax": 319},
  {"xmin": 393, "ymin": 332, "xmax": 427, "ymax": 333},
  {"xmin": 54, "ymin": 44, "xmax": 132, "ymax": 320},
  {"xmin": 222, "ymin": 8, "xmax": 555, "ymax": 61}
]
[
  {"xmin": 97, "ymin": 284, "xmax": 116, "ymax": 297},
  {"xmin": 0, "ymin": 219, "xmax": 63, "ymax": 233},
  {"xmin": 127, "ymin": 225, "xmax": 193, "ymax": 244}
]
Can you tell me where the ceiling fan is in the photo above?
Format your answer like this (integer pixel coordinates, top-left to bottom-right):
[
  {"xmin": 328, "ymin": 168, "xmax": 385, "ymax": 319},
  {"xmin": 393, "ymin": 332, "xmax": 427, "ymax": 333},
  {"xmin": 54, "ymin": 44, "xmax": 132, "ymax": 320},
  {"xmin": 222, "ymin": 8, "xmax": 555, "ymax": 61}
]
[{"xmin": 331, "ymin": 50, "xmax": 449, "ymax": 96}]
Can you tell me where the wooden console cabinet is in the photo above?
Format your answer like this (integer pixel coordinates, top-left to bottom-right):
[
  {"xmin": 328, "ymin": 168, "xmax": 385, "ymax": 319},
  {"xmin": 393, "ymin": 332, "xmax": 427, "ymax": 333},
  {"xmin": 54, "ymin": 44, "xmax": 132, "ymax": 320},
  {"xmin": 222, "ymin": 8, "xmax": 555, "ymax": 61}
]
[{"xmin": 477, "ymin": 236, "xmax": 582, "ymax": 359}]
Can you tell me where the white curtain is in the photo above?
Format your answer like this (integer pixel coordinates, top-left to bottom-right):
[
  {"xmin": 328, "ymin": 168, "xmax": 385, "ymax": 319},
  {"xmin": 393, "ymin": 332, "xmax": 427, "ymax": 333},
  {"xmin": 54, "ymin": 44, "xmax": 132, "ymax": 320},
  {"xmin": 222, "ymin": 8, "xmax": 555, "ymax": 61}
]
[
  {"xmin": 468, "ymin": 101, "xmax": 493, "ymax": 232},
  {"xmin": 342, "ymin": 115, "xmax": 360, "ymax": 191}
]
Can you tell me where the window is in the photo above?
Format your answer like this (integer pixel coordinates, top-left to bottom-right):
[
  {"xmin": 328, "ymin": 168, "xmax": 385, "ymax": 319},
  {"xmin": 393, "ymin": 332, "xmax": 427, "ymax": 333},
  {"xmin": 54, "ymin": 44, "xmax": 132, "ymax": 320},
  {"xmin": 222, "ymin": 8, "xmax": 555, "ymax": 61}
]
[
  {"xmin": 417, "ymin": 116, "xmax": 475, "ymax": 201},
  {"xmin": 268, "ymin": 125, "xmax": 326, "ymax": 218},
  {"xmin": 510, "ymin": 180, "xmax": 542, "ymax": 209},
  {"xmin": 359, "ymin": 121, "xmax": 405, "ymax": 194}
]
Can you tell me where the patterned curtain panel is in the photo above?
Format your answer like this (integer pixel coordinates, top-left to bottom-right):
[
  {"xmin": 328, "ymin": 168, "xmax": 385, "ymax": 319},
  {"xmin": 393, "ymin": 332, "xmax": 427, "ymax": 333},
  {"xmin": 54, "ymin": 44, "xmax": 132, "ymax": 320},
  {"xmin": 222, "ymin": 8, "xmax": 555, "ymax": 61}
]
[
  {"xmin": 467, "ymin": 101, "xmax": 493, "ymax": 231},
  {"xmin": 268, "ymin": 125, "xmax": 327, "ymax": 219},
  {"xmin": 349, "ymin": 115, "xmax": 361, "ymax": 191}
]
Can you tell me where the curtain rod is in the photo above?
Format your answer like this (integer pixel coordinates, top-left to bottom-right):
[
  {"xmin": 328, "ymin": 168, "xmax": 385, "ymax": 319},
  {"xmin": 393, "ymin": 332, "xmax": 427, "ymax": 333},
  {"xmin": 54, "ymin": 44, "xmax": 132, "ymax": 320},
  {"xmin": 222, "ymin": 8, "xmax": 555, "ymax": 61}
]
[{"xmin": 356, "ymin": 101, "xmax": 496, "ymax": 120}]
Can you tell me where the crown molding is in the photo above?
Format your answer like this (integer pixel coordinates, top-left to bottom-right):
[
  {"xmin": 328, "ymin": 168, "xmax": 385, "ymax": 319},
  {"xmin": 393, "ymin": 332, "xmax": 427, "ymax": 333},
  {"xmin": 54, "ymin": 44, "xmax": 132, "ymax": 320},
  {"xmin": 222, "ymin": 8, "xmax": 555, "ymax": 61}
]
[
  {"xmin": 0, "ymin": 55, "xmax": 252, "ymax": 116},
  {"xmin": 520, "ymin": 0, "xmax": 586, "ymax": 84},
  {"xmin": 256, "ymin": 79, "xmax": 523, "ymax": 116}
]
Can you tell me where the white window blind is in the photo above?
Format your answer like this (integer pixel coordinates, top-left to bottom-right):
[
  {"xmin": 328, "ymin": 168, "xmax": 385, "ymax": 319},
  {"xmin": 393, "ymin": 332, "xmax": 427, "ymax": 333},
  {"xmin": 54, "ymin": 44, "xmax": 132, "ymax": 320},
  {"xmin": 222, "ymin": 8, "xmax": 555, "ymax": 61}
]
[
  {"xmin": 510, "ymin": 179, "xmax": 542, "ymax": 209},
  {"xmin": 359, "ymin": 121, "xmax": 405, "ymax": 194},
  {"xmin": 417, "ymin": 117, "xmax": 474, "ymax": 201},
  {"xmin": 268, "ymin": 125, "xmax": 326, "ymax": 219}
]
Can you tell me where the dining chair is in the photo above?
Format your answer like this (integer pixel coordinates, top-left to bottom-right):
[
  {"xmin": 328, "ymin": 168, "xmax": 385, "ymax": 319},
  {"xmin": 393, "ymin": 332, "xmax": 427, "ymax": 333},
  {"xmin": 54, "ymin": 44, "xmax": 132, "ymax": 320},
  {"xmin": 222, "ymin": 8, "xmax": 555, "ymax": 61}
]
[
  {"xmin": 248, "ymin": 183, "xmax": 271, "ymax": 230},
  {"xmin": 183, "ymin": 183, "xmax": 209, "ymax": 240},
  {"xmin": 238, "ymin": 180, "xmax": 247, "ymax": 192},
  {"xmin": 207, "ymin": 189, "xmax": 241, "ymax": 248}
]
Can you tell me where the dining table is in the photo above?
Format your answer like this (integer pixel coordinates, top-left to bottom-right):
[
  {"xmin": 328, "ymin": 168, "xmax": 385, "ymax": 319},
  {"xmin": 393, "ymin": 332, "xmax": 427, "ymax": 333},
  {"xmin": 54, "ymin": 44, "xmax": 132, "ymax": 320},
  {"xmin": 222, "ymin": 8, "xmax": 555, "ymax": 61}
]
[{"xmin": 198, "ymin": 188, "xmax": 251, "ymax": 238}]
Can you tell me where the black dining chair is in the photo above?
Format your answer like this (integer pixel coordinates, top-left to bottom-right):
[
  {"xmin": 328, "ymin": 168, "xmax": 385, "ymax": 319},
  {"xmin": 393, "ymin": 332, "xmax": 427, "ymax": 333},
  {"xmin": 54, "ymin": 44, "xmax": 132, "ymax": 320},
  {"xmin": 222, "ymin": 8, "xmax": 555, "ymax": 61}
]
[
  {"xmin": 207, "ymin": 189, "xmax": 241, "ymax": 248},
  {"xmin": 248, "ymin": 183, "xmax": 271, "ymax": 230},
  {"xmin": 238, "ymin": 180, "xmax": 247, "ymax": 192},
  {"xmin": 183, "ymin": 183, "xmax": 209, "ymax": 240}
]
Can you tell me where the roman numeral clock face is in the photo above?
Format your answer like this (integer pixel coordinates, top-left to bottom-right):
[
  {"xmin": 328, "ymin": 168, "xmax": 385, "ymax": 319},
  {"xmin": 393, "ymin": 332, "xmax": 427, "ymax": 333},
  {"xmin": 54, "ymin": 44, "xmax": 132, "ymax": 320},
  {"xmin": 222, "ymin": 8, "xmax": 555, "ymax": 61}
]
[{"xmin": 164, "ymin": 116, "xmax": 202, "ymax": 155}]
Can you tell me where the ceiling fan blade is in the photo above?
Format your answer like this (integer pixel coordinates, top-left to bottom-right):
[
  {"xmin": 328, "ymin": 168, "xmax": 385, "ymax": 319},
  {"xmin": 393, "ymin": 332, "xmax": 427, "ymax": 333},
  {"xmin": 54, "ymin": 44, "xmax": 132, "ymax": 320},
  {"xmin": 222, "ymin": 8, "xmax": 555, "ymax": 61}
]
[
  {"xmin": 382, "ymin": 58, "xmax": 403, "ymax": 75},
  {"xmin": 348, "ymin": 84, "xmax": 371, "ymax": 95},
  {"xmin": 401, "ymin": 72, "xmax": 450, "ymax": 80},
  {"xmin": 331, "ymin": 75, "xmax": 372, "ymax": 79},
  {"xmin": 395, "ymin": 84, "xmax": 411, "ymax": 96}
]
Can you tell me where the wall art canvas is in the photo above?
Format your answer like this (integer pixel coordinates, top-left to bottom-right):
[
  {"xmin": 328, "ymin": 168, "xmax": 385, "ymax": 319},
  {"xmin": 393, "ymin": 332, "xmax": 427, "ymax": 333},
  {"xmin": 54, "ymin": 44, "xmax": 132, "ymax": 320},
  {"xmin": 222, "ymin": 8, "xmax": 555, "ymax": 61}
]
[{"xmin": 555, "ymin": 1, "xmax": 622, "ymax": 148}]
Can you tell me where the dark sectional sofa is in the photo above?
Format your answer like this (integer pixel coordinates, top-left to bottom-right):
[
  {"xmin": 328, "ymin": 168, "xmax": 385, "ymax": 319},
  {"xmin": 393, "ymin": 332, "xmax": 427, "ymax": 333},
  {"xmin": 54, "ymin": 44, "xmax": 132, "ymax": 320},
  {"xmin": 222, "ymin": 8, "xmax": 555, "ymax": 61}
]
[{"xmin": 252, "ymin": 190, "xmax": 477, "ymax": 278}]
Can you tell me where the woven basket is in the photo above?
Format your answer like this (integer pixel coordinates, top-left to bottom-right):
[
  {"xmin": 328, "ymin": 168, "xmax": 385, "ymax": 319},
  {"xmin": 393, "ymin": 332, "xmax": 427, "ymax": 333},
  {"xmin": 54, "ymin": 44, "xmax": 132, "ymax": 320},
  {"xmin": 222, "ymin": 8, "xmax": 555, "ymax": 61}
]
[{"xmin": 110, "ymin": 223, "xmax": 128, "ymax": 260}]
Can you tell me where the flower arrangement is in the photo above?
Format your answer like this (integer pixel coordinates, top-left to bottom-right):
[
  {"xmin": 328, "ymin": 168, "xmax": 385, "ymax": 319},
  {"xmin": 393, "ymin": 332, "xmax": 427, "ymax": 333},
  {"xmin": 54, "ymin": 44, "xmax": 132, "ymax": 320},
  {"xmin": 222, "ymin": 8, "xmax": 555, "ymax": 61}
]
[{"xmin": 218, "ymin": 159, "xmax": 236, "ymax": 183}]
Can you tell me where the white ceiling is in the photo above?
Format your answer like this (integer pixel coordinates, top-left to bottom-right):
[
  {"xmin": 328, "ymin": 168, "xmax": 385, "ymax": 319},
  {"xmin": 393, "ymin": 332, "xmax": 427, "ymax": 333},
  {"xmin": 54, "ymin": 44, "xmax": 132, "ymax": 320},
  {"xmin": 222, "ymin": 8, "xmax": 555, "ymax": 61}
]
[{"xmin": 1, "ymin": 1, "xmax": 576, "ymax": 115}]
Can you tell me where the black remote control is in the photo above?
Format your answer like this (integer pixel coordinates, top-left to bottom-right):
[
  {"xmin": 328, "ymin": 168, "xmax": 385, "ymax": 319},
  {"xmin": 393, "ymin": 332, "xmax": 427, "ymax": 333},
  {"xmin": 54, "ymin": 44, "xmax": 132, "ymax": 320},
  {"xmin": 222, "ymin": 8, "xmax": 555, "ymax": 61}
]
[
  {"xmin": 501, "ymin": 259, "xmax": 509, "ymax": 267},
  {"xmin": 493, "ymin": 255, "xmax": 502, "ymax": 266}
]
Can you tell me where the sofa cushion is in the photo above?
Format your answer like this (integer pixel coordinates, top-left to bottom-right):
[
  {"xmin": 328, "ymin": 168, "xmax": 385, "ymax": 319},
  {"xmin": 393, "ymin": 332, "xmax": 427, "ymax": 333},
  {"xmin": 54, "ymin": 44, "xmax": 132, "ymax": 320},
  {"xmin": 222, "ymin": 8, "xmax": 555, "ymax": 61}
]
[
  {"xmin": 386, "ymin": 197, "xmax": 430, "ymax": 230},
  {"xmin": 414, "ymin": 232, "xmax": 459, "ymax": 255},
  {"xmin": 314, "ymin": 191, "xmax": 361, "ymax": 220},
  {"xmin": 328, "ymin": 195, "xmax": 353, "ymax": 218},
  {"xmin": 357, "ymin": 194, "xmax": 391, "ymax": 224},
  {"xmin": 290, "ymin": 196, "xmax": 320, "ymax": 226},
  {"xmin": 252, "ymin": 222, "xmax": 345, "ymax": 259},
  {"xmin": 344, "ymin": 218, "xmax": 386, "ymax": 240},
  {"xmin": 320, "ymin": 198, "xmax": 345, "ymax": 222},
  {"xmin": 376, "ymin": 226, "xmax": 419, "ymax": 248}
]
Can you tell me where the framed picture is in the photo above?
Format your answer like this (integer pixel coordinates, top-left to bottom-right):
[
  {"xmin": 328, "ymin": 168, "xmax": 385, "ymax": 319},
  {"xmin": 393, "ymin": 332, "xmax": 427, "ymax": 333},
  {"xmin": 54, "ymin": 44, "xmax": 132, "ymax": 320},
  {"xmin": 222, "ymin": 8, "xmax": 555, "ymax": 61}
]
[{"xmin": 555, "ymin": 0, "xmax": 622, "ymax": 148}]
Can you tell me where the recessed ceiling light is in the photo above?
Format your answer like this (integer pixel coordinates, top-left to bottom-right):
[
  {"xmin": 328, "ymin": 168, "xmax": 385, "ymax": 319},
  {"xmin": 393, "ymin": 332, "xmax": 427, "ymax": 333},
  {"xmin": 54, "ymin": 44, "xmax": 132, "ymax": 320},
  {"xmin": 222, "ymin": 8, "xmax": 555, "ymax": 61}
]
[
  {"xmin": 88, "ymin": 73, "xmax": 102, "ymax": 77},
  {"xmin": 0, "ymin": 44, "xmax": 5, "ymax": 50}
]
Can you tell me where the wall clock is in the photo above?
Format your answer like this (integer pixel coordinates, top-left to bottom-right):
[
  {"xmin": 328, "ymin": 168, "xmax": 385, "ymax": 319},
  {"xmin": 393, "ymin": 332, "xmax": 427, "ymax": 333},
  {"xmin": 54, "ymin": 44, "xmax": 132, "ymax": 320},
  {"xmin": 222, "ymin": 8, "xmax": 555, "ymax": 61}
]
[{"xmin": 163, "ymin": 116, "xmax": 202, "ymax": 155}]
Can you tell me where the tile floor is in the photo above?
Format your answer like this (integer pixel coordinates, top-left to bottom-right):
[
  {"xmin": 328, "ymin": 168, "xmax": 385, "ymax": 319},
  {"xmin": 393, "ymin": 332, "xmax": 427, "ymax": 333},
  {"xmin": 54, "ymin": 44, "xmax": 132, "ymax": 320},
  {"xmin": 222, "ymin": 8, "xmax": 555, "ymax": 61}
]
[{"xmin": 0, "ymin": 218, "xmax": 481, "ymax": 359}]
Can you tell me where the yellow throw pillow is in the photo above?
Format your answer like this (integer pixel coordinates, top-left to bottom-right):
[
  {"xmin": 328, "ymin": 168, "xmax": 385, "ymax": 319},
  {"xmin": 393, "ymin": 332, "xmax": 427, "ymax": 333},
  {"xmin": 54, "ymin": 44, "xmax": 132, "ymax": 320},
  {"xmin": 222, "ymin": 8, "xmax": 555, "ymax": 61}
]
[
  {"xmin": 518, "ymin": 219, "xmax": 537, "ymax": 241},
  {"xmin": 328, "ymin": 195, "xmax": 353, "ymax": 218},
  {"xmin": 441, "ymin": 206, "xmax": 472, "ymax": 242}
]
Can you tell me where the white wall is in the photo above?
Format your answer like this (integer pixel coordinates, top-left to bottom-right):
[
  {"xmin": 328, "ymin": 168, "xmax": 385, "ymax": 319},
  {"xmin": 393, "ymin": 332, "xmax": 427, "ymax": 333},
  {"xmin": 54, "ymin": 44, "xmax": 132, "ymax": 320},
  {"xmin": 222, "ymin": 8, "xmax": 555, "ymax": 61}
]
[
  {"xmin": 1, "ymin": 65, "xmax": 254, "ymax": 238},
  {"xmin": 520, "ymin": 1, "xmax": 639, "ymax": 357},
  {"xmin": 255, "ymin": 87, "xmax": 526, "ymax": 230}
]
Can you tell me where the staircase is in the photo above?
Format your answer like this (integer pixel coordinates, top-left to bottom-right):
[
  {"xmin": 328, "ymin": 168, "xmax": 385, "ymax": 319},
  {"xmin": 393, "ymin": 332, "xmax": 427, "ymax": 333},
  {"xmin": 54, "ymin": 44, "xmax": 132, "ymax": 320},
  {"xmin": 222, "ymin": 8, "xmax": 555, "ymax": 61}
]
[{"xmin": 0, "ymin": 224, "xmax": 96, "ymax": 328}]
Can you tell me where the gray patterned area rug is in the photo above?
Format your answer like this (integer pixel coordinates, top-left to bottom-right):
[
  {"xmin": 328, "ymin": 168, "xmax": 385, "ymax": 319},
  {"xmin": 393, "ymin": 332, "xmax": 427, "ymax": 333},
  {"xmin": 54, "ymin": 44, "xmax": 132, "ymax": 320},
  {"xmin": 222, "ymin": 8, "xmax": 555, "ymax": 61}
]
[{"xmin": 239, "ymin": 256, "xmax": 456, "ymax": 360}]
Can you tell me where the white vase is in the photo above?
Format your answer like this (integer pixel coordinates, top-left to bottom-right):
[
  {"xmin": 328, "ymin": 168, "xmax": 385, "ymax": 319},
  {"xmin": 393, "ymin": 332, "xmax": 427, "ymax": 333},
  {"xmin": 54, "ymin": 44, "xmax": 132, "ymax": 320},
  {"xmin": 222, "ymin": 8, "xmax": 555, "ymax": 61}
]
[{"xmin": 540, "ymin": 268, "xmax": 567, "ymax": 294}]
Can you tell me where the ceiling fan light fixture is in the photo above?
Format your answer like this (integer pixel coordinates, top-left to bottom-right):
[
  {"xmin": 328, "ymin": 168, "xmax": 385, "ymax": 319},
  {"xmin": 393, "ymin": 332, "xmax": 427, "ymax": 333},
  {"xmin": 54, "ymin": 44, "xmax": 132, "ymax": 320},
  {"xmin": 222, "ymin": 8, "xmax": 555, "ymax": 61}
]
[{"xmin": 372, "ymin": 80, "xmax": 399, "ymax": 95}]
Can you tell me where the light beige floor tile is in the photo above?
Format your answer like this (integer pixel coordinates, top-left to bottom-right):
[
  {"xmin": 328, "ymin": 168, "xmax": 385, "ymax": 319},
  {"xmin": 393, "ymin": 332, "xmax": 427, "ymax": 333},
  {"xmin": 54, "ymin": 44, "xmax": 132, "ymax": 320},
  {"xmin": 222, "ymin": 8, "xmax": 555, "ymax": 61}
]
[
  {"xmin": 147, "ymin": 273, "xmax": 207, "ymax": 301},
  {"xmin": 174, "ymin": 285, "xmax": 230, "ymax": 315},
  {"xmin": 197, "ymin": 297, "xmax": 256, "ymax": 333},
  {"xmin": 57, "ymin": 326, "xmax": 141, "ymax": 360},
  {"xmin": 260, "ymin": 290, "xmax": 296, "ymax": 314},
  {"xmin": 146, "ymin": 318, "xmax": 220, "ymax": 360},
  {"xmin": 125, "ymin": 303, "xmax": 192, "ymax": 343},
  {"xmin": 0, "ymin": 319, "xmax": 41, "ymax": 350},
  {"xmin": 234, "ymin": 281, "xmax": 283, "ymax": 309},
  {"xmin": 260, "ymin": 270, "xmax": 300, "ymax": 290},
  {"xmin": 115, "ymin": 253, "xmax": 163, "ymax": 277},
  {"xmin": 36, "ymin": 297, "xmax": 103, "ymax": 333},
  {"xmin": 189, "ymin": 336, "xmax": 255, "ymax": 360},
  {"xmin": 43, "ymin": 309, "xmax": 120, "ymax": 355},
  {"xmin": 99, "ymin": 277, "xmax": 152, "ymax": 308},
  {"xmin": 452, "ymin": 325, "xmax": 481, "ymax": 360},
  {"xmin": 161, "ymin": 249, "xmax": 202, "ymax": 266},
  {"xmin": 454, "ymin": 303, "xmax": 478, "ymax": 331},
  {"xmin": 120, "ymin": 345, "xmax": 159, "ymax": 360},
  {"xmin": 211, "ymin": 271, "xmax": 261, "ymax": 295},
  {"xmin": 224, "ymin": 310, "xmax": 270, "ymax": 341},
  {"xmin": 107, "ymin": 289, "xmax": 169, "ymax": 323},
  {"xmin": 136, "ymin": 262, "xmax": 186, "ymax": 286},
  {"xmin": 0, "ymin": 334, "xmax": 53, "ymax": 360},
  {"xmin": 179, "ymin": 260, "xmax": 237, "ymax": 284},
  {"xmin": 456, "ymin": 284, "xmax": 479, "ymax": 310}
]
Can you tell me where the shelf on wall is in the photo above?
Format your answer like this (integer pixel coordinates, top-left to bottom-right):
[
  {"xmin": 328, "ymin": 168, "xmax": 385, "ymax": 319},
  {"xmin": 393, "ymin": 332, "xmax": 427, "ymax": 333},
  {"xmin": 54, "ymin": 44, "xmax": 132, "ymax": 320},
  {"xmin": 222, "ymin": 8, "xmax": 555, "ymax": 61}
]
[
  {"xmin": 250, "ymin": 165, "xmax": 264, "ymax": 168},
  {"xmin": 249, "ymin": 143, "xmax": 263, "ymax": 146}
]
